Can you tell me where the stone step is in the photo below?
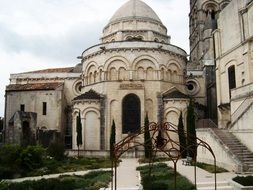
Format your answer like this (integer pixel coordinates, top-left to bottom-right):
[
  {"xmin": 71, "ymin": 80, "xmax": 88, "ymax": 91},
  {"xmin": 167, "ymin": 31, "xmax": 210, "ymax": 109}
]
[
  {"xmin": 197, "ymin": 181, "xmax": 229, "ymax": 187},
  {"xmin": 230, "ymin": 148, "xmax": 249, "ymax": 151},
  {"xmin": 235, "ymin": 152, "xmax": 253, "ymax": 156},
  {"xmin": 197, "ymin": 181, "xmax": 233, "ymax": 190},
  {"xmin": 225, "ymin": 143, "xmax": 243, "ymax": 145},
  {"xmin": 241, "ymin": 158, "xmax": 253, "ymax": 161},
  {"xmin": 197, "ymin": 186, "xmax": 233, "ymax": 190},
  {"xmin": 211, "ymin": 128, "xmax": 253, "ymax": 172}
]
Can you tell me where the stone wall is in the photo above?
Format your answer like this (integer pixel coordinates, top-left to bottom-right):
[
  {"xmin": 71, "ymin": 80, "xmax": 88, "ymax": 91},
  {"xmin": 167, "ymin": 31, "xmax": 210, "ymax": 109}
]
[{"xmin": 197, "ymin": 128, "xmax": 243, "ymax": 172}]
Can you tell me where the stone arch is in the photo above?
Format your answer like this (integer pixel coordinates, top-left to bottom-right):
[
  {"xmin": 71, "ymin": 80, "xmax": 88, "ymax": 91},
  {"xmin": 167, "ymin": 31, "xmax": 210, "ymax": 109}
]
[
  {"xmin": 220, "ymin": 1, "xmax": 230, "ymax": 9},
  {"xmin": 147, "ymin": 67, "xmax": 155, "ymax": 80},
  {"xmin": 222, "ymin": 59, "xmax": 237, "ymax": 73},
  {"xmin": 134, "ymin": 35, "xmax": 144, "ymax": 41},
  {"xmin": 98, "ymin": 68, "xmax": 103, "ymax": 82},
  {"xmin": 137, "ymin": 67, "xmax": 145, "ymax": 80},
  {"xmin": 164, "ymin": 109, "xmax": 180, "ymax": 150},
  {"xmin": 132, "ymin": 55, "xmax": 159, "ymax": 70},
  {"xmin": 104, "ymin": 56, "xmax": 129, "ymax": 71},
  {"xmin": 109, "ymin": 67, "xmax": 117, "ymax": 81},
  {"xmin": 160, "ymin": 66, "xmax": 167, "ymax": 80},
  {"xmin": 164, "ymin": 108, "xmax": 180, "ymax": 125},
  {"xmin": 167, "ymin": 60, "xmax": 182, "ymax": 73},
  {"xmin": 82, "ymin": 107, "xmax": 100, "ymax": 118},
  {"xmin": 85, "ymin": 63, "xmax": 98, "ymax": 85},
  {"xmin": 84, "ymin": 61, "xmax": 98, "ymax": 76},
  {"xmin": 202, "ymin": 1, "xmax": 219, "ymax": 11},
  {"xmin": 119, "ymin": 67, "xmax": 128, "ymax": 80},
  {"xmin": 84, "ymin": 110, "xmax": 100, "ymax": 150},
  {"xmin": 125, "ymin": 35, "xmax": 133, "ymax": 41},
  {"xmin": 168, "ymin": 61, "xmax": 183, "ymax": 82}
]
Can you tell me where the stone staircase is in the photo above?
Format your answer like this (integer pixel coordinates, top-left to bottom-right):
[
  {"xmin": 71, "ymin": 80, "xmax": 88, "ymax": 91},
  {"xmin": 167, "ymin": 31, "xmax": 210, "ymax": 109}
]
[
  {"xmin": 212, "ymin": 128, "xmax": 253, "ymax": 172},
  {"xmin": 197, "ymin": 181, "xmax": 233, "ymax": 190}
]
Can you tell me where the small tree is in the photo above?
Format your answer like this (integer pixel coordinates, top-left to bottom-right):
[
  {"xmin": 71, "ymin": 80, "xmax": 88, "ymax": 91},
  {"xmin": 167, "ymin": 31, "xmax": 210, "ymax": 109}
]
[
  {"xmin": 178, "ymin": 112, "xmax": 187, "ymax": 158},
  {"xmin": 144, "ymin": 113, "xmax": 152, "ymax": 159},
  {"xmin": 76, "ymin": 111, "xmax": 82, "ymax": 157},
  {"xmin": 110, "ymin": 120, "xmax": 116, "ymax": 161},
  {"xmin": 186, "ymin": 98, "xmax": 197, "ymax": 160},
  {"xmin": 0, "ymin": 117, "xmax": 3, "ymax": 131}
]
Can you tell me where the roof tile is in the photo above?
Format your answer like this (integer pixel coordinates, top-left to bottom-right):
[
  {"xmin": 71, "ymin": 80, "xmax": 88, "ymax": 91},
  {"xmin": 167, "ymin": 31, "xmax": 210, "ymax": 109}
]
[{"xmin": 6, "ymin": 82, "xmax": 63, "ymax": 91}]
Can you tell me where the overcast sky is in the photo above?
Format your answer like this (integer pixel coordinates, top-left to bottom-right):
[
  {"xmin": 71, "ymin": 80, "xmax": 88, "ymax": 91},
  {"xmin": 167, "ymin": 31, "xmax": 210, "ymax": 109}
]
[{"xmin": 0, "ymin": 0, "xmax": 189, "ymax": 117}]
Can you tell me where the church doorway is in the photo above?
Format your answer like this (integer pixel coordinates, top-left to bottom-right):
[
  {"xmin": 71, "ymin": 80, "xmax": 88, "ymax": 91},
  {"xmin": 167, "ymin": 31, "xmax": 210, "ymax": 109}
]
[
  {"xmin": 122, "ymin": 94, "xmax": 141, "ymax": 134},
  {"xmin": 22, "ymin": 121, "xmax": 31, "ymax": 146}
]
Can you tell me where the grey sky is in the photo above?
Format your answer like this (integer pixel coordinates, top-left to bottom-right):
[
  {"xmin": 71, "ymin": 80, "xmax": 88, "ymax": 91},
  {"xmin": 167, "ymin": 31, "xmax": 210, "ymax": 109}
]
[{"xmin": 0, "ymin": 0, "xmax": 189, "ymax": 117}]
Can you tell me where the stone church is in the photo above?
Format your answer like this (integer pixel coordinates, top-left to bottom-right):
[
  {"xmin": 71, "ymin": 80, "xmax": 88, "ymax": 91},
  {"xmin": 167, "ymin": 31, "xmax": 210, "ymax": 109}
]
[{"xmin": 3, "ymin": 0, "xmax": 253, "ymax": 172}]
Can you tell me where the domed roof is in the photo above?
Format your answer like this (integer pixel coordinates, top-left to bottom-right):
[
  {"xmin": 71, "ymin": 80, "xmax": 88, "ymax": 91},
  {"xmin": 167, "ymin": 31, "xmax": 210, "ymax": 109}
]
[{"xmin": 109, "ymin": 0, "xmax": 162, "ymax": 24}]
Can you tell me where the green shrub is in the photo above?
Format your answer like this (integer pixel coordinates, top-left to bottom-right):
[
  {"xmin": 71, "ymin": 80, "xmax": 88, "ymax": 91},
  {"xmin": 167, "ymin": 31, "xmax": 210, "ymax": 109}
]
[
  {"xmin": 196, "ymin": 162, "xmax": 228, "ymax": 173},
  {"xmin": 6, "ymin": 171, "xmax": 111, "ymax": 190},
  {"xmin": 0, "ymin": 180, "xmax": 9, "ymax": 190},
  {"xmin": 0, "ymin": 144, "xmax": 22, "ymax": 179},
  {"xmin": 233, "ymin": 175, "xmax": 253, "ymax": 186},
  {"xmin": 19, "ymin": 145, "xmax": 45, "ymax": 173},
  {"xmin": 137, "ymin": 163, "xmax": 194, "ymax": 190},
  {"xmin": 47, "ymin": 141, "xmax": 66, "ymax": 161}
]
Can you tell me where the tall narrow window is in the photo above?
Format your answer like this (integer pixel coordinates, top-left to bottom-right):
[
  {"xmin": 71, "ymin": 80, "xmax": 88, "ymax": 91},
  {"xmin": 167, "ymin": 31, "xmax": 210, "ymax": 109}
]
[
  {"xmin": 228, "ymin": 65, "xmax": 236, "ymax": 97},
  {"xmin": 20, "ymin": 104, "xmax": 25, "ymax": 112},
  {"xmin": 42, "ymin": 102, "xmax": 47, "ymax": 115},
  {"xmin": 122, "ymin": 94, "xmax": 141, "ymax": 134}
]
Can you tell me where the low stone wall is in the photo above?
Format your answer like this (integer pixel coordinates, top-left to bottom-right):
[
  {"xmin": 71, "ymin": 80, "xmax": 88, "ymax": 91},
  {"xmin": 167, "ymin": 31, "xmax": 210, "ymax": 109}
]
[
  {"xmin": 66, "ymin": 150, "xmax": 109, "ymax": 157},
  {"xmin": 66, "ymin": 149, "xmax": 169, "ymax": 158},
  {"xmin": 196, "ymin": 128, "xmax": 243, "ymax": 172}
]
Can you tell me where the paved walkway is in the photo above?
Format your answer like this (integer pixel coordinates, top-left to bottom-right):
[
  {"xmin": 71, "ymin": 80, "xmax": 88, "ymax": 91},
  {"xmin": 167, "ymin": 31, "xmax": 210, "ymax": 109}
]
[{"xmin": 108, "ymin": 158, "xmax": 140, "ymax": 190}]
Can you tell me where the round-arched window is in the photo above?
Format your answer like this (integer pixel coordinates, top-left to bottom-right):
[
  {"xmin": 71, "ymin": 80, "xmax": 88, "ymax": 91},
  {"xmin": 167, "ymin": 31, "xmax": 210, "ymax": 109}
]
[
  {"xmin": 74, "ymin": 81, "xmax": 82, "ymax": 94},
  {"xmin": 122, "ymin": 94, "xmax": 141, "ymax": 134}
]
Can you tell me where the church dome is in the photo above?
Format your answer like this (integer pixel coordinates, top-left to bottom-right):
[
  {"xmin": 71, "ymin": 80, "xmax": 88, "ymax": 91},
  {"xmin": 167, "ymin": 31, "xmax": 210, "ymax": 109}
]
[
  {"xmin": 109, "ymin": 0, "xmax": 161, "ymax": 24},
  {"xmin": 101, "ymin": 0, "xmax": 169, "ymax": 43}
]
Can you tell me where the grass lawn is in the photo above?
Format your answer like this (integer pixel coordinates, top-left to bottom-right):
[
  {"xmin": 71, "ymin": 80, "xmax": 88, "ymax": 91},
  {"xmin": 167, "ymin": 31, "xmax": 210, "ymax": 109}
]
[
  {"xmin": 0, "ymin": 171, "xmax": 111, "ymax": 190},
  {"xmin": 137, "ymin": 163, "xmax": 194, "ymax": 190},
  {"xmin": 196, "ymin": 162, "xmax": 228, "ymax": 173},
  {"xmin": 138, "ymin": 157, "xmax": 171, "ymax": 164},
  {"xmin": 26, "ymin": 157, "xmax": 112, "ymax": 177},
  {"xmin": 233, "ymin": 175, "xmax": 253, "ymax": 186}
]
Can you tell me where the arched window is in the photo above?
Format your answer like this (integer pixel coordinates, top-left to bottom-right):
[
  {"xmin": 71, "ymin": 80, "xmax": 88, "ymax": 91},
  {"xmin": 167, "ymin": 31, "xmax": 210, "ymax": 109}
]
[
  {"xmin": 99, "ymin": 69, "xmax": 103, "ymax": 81},
  {"xmin": 228, "ymin": 65, "xmax": 236, "ymax": 97},
  {"xmin": 110, "ymin": 67, "xmax": 117, "ymax": 80},
  {"xmin": 137, "ymin": 67, "xmax": 145, "ymax": 80},
  {"xmin": 122, "ymin": 94, "xmax": 141, "ymax": 134},
  {"xmin": 94, "ymin": 71, "xmax": 97, "ymax": 83}
]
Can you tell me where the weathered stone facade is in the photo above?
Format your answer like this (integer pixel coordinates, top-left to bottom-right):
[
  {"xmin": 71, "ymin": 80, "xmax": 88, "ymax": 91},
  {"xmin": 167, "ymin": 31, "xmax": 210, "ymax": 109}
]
[
  {"xmin": 214, "ymin": 0, "xmax": 253, "ymax": 149},
  {"xmin": 3, "ymin": 0, "xmax": 253, "ymax": 172},
  {"xmin": 4, "ymin": 0, "xmax": 189, "ymax": 151}
]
